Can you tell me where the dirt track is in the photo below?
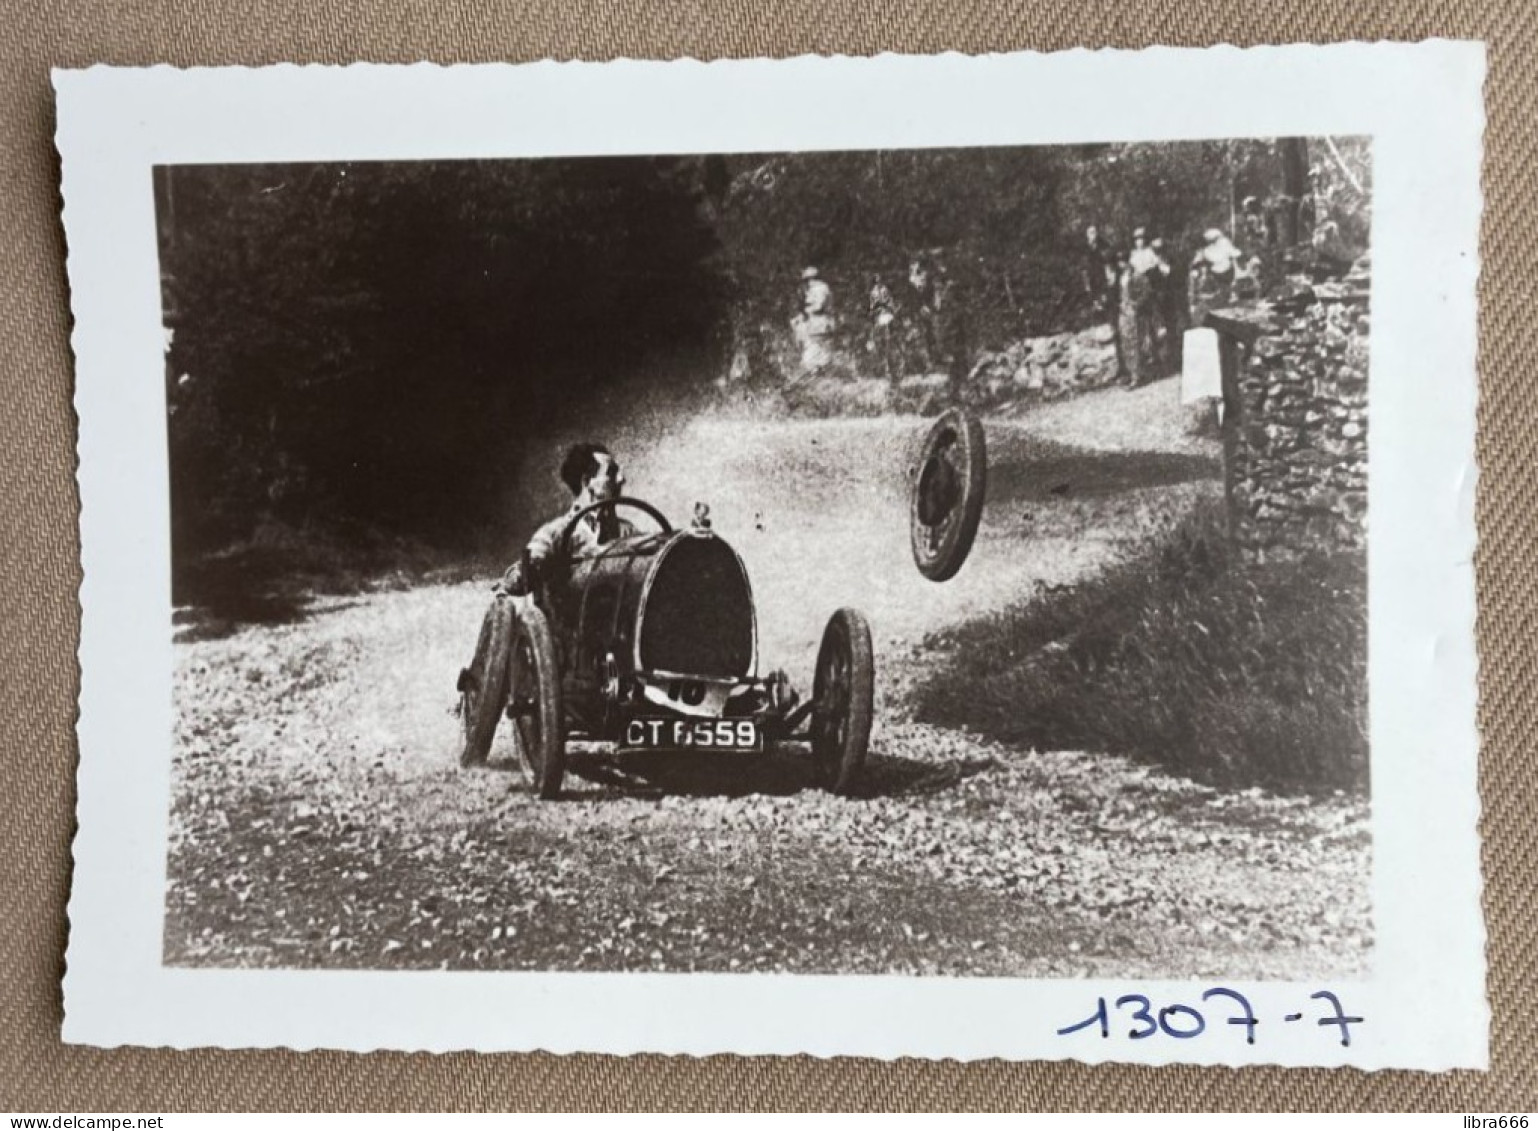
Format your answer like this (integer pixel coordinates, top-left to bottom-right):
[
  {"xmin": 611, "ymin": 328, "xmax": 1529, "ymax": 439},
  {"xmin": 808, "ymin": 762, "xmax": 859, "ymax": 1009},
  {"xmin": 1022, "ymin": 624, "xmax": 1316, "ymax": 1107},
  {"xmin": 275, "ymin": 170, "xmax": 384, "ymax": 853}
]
[{"xmin": 166, "ymin": 378, "xmax": 1372, "ymax": 978}]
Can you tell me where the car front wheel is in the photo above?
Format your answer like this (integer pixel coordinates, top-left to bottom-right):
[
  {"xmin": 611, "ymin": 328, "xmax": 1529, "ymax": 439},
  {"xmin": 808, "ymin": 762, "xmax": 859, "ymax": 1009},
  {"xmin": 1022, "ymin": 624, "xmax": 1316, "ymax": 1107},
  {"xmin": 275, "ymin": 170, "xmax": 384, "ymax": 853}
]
[
  {"xmin": 510, "ymin": 603, "xmax": 566, "ymax": 800},
  {"xmin": 459, "ymin": 595, "xmax": 513, "ymax": 768}
]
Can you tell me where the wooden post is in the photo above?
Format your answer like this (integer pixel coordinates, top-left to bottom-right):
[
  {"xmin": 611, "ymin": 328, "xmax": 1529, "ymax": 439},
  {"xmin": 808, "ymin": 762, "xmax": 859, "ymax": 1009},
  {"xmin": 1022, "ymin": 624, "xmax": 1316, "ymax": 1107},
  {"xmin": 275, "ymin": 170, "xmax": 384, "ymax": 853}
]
[{"xmin": 1204, "ymin": 306, "xmax": 1276, "ymax": 560}]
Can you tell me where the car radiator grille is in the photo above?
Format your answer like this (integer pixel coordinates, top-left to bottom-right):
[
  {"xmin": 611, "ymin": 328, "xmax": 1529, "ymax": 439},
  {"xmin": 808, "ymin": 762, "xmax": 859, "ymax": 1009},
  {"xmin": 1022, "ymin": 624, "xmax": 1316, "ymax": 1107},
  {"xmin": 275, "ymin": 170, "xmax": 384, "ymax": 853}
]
[{"xmin": 639, "ymin": 536, "xmax": 753, "ymax": 678}]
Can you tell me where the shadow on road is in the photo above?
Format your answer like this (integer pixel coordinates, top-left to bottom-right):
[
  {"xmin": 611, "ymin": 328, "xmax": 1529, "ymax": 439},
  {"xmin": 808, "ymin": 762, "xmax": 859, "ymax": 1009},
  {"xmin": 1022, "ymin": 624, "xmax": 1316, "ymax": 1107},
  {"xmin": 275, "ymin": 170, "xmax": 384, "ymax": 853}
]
[
  {"xmin": 174, "ymin": 592, "xmax": 362, "ymax": 643},
  {"xmin": 987, "ymin": 441, "xmax": 1220, "ymax": 505},
  {"xmin": 552, "ymin": 745, "xmax": 994, "ymax": 801}
]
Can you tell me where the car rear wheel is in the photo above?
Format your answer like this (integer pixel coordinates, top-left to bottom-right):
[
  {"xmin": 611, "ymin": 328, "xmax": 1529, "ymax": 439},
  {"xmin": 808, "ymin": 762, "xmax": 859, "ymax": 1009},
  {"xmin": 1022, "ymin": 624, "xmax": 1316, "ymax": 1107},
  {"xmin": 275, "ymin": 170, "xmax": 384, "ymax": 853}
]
[
  {"xmin": 811, "ymin": 607, "xmax": 875, "ymax": 796},
  {"xmin": 511, "ymin": 603, "xmax": 566, "ymax": 800},
  {"xmin": 459, "ymin": 595, "xmax": 513, "ymax": 767}
]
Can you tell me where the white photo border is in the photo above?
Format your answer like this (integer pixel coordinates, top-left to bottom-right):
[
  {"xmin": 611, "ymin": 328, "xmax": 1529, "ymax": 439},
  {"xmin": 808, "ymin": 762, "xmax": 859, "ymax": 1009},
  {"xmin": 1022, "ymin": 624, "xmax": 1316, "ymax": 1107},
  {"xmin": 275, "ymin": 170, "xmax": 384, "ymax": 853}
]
[{"xmin": 57, "ymin": 42, "xmax": 1487, "ymax": 1067}]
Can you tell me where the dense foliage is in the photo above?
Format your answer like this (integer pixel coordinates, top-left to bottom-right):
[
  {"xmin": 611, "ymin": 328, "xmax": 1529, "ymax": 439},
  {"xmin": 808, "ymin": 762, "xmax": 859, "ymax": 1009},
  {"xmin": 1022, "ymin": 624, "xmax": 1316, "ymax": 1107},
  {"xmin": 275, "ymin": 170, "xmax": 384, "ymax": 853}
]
[
  {"xmin": 159, "ymin": 139, "xmax": 1371, "ymax": 594},
  {"xmin": 160, "ymin": 157, "xmax": 724, "ymax": 593}
]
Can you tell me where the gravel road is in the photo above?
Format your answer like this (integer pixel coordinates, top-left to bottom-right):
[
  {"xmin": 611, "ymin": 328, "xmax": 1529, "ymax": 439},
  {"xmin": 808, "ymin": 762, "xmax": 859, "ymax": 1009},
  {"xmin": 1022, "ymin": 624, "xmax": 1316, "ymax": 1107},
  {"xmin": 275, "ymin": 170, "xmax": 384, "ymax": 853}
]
[{"xmin": 166, "ymin": 378, "xmax": 1372, "ymax": 977}]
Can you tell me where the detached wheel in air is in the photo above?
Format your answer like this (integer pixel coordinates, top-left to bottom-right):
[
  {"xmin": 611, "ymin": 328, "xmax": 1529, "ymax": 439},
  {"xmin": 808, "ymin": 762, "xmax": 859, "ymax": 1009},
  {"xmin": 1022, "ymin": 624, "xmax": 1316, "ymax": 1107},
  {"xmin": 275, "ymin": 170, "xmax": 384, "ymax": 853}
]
[
  {"xmin": 910, "ymin": 407, "xmax": 987, "ymax": 582},
  {"xmin": 458, "ymin": 595, "xmax": 513, "ymax": 768},
  {"xmin": 811, "ymin": 607, "xmax": 875, "ymax": 796},
  {"xmin": 510, "ymin": 603, "xmax": 566, "ymax": 800}
]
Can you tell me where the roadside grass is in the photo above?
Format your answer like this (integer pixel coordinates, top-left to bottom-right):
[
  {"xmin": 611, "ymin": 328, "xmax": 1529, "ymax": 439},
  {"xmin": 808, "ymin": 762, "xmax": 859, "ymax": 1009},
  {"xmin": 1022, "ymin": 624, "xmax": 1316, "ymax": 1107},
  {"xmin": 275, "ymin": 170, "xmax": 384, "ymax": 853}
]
[{"xmin": 913, "ymin": 500, "xmax": 1368, "ymax": 795}]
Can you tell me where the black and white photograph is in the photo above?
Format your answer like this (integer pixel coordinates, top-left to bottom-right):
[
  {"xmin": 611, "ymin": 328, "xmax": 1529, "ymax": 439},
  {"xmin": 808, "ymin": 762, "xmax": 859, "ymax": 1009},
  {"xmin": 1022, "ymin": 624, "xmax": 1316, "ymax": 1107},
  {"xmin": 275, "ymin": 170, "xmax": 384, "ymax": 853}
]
[
  {"xmin": 56, "ymin": 47, "xmax": 1485, "ymax": 1064},
  {"xmin": 157, "ymin": 138, "xmax": 1374, "ymax": 979}
]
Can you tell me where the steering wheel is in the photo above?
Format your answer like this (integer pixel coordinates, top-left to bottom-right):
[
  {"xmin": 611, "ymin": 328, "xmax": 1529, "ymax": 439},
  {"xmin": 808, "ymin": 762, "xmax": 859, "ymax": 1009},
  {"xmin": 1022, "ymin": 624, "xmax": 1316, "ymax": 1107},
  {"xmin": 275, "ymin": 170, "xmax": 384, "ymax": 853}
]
[{"xmin": 552, "ymin": 496, "xmax": 672, "ymax": 566}]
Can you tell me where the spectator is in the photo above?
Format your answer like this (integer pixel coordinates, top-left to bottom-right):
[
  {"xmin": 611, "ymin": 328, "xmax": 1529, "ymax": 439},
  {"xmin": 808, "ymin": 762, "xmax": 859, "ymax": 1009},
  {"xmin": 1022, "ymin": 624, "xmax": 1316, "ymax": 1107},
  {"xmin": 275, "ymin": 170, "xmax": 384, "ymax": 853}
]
[
  {"xmin": 867, "ymin": 274, "xmax": 900, "ymax": 383},
  {"xmin": 1126, "ymin": 228, "xmax": 1169, "ymax": 385},
  {"xmin": 931, "ymin": 257, "xmax": 971, "ymax": 394},
  {"xmin": 790, "ymin": 266, "xmax": 836, "ymax": 379},
  {"xmin": 1150, "ymin": 236, "xmax": 1185, "ymax": 373},
  {"xmin": 800, "ymin": 264, "xmax": 833, "ymax": 317},
  {"xmin": 1189, "ymin": 228, "xmax": 1245, "ymax": 327},
  {"xmin": 1083, "ymin": 224, "xmax": 1126, "ymax": 380},
  {"xmin": 1241, "ymin": 195, "xmax": 1269, "ymax": 250},
  {"xmin": 904, "ymin": 255, "xmax": 940, "ymax": 374}
]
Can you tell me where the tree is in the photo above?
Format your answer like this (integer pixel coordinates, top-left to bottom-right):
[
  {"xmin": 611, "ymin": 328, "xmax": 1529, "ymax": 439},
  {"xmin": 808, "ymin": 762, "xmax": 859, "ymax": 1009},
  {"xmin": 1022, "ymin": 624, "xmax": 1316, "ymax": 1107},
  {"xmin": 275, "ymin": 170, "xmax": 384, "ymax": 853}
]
[{"xmin": 158, "ymin": 157, "xmax": 725, "ymax": 588}]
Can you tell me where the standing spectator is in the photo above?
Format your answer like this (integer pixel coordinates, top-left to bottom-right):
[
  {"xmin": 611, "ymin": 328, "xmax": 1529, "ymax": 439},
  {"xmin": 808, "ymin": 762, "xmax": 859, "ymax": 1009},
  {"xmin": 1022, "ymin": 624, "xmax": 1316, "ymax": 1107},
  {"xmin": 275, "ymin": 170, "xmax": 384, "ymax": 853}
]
[
  {"xmin": 1150, "ymin": 236, "xmax": 1185, "ymax": 374},
  {"xmin": 1128, "ymin": 226, "xmax": 1166, "ymax": 284},
  {"xmin": 1125, "ymin": 229, "xmax": 1168, "ymax": 380},
  {"xmin": 800, "ymin": 264, "xmax": 833, "ymax": 317},
  {"xmin": 1188, "ymin": 228, "xmax": 1245, "ymax": 328},
  {"xmin": 1125, "ymin": 228, "xmax": 1167, "ymax": 386},
  {"xmin": 1114, "ymin": 253, "xmax": 1145, "ymax": 388},
  {"xmin": 1081, "ymin": 224, "xmax": 1119, "ymax": 306},
  {"xmin": 790, "ymin": 265, "xmax": 836, "ymax": 379},
  {"xmin": 1241, "ymin": 196, "xmax": 1270, "ymax": 251},
  {"xmin": 1082, "ymin": 224, "xmax": 1126, "ymax": 380},
  {"xmin": 867, "ymin": 274, "xmax": 900, "ymax": 383},
  {"xmin": 904, "ymin": 255, "xmax": 940, "ymax": 374}
]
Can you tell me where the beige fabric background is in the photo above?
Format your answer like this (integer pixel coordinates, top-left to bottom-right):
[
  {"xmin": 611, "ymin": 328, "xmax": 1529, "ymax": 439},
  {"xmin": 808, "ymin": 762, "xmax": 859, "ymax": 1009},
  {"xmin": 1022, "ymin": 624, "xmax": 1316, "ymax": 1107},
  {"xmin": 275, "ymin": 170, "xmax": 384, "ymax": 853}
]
[{"xmin": 1, "ymin": 0, "xmax": 1530, "ymax": 1112}]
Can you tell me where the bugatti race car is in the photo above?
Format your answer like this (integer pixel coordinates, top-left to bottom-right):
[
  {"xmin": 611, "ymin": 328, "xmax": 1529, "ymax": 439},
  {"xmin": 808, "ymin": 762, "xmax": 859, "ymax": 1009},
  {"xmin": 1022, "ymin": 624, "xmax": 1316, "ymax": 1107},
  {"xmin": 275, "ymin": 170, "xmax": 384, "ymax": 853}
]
[{"xmin": 457, "ymin": 498, "xmax": 875, "ymax": 799}]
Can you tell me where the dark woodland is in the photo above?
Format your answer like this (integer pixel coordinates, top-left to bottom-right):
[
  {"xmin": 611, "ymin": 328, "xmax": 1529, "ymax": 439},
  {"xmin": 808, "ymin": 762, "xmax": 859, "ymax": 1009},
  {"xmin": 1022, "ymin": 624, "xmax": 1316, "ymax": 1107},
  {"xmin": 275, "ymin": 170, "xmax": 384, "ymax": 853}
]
[
  {"xmin": 163, "ymin": 139, "xmax": 1377, "ymax": 973},
  {"xmin": 157, "ymin": 140, "xmax": 1369, "ymax": 599}
]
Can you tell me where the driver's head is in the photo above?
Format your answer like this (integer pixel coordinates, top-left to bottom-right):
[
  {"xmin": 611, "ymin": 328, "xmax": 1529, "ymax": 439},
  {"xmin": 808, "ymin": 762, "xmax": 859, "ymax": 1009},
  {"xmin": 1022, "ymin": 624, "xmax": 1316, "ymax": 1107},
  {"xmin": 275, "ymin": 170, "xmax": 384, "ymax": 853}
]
[{"xmin": 560, "ymin": 442, "xmax": 624, "ymax": 502}]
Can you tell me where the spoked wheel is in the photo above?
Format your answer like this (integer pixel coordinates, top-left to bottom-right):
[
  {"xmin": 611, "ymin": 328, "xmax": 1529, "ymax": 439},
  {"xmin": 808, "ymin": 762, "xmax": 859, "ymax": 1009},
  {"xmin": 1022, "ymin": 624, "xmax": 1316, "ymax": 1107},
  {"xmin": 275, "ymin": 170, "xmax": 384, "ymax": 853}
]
[
  {"xmin": 509, "ymin": 603, "xmax": 566, "ymax": 800},
  {"xmin": 910, "ymin": 408, "xmax": 987, "ymax": 582},
  {"xmin": 458, "ymin": 596, "xmax": 513, "ymax": 768},
  {"xmin": 811, "ymin": 607, "xmax": 875, "ymax": 796}
]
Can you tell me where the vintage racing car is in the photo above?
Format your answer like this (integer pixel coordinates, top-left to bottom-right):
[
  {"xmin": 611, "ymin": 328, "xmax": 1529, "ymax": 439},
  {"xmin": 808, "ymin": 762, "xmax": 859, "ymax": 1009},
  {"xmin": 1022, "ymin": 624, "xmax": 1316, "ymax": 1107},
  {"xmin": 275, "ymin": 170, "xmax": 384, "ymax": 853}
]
[{"xmin": 457, "ymin": 497, "xmax": 875, "ymax": 799}]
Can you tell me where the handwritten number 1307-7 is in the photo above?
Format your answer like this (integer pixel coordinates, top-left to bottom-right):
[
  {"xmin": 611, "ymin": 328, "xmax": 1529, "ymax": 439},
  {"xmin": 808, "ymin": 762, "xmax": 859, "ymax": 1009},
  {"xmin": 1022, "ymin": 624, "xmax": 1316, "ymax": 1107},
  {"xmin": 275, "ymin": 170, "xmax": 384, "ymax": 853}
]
[{"xmin": 1056, "ymin": 989, "xmax": 1361, "ymax": 1047}]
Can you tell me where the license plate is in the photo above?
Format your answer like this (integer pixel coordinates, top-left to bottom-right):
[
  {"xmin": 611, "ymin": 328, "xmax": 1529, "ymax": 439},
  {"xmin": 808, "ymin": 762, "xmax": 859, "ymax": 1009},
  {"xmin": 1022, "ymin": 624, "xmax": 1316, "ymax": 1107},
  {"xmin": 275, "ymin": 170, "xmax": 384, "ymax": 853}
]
[{"xmin": 622, "ymin": 718, "xmax": 763, "ymax": 752}]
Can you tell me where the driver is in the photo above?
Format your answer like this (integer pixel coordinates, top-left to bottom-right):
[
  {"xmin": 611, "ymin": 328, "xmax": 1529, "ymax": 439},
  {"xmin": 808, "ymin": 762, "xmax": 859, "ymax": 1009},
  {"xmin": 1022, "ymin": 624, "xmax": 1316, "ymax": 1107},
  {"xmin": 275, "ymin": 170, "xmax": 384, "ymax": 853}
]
[{"xmin": 504, "ymin": 442, "xmax": 631, "ymax": 595}]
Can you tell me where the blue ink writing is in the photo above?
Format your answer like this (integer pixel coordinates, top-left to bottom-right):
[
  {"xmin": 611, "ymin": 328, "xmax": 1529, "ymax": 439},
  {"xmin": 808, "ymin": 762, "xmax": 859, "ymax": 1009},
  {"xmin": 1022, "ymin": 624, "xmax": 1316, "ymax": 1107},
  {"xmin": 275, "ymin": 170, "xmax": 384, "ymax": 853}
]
[
  {"xmin": 1202, "ymin": 987, "xmax": 1258, "ymax": 1045},
  {"xmin": 1309, "ymin": 990, "xmax": 1363, "ymax": 1047},
  {"xmin": 1057, "ymin": 988, "xmax": 1361, "ymax": 1048}
]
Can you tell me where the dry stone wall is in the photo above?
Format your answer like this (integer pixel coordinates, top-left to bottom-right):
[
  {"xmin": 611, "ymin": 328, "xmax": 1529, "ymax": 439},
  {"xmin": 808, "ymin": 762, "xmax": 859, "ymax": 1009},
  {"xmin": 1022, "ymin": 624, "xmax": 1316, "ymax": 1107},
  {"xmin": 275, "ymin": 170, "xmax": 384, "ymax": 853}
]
[{"xmin": 1212, "ymin": 286, "xmax": 1370, "ymax": 562}]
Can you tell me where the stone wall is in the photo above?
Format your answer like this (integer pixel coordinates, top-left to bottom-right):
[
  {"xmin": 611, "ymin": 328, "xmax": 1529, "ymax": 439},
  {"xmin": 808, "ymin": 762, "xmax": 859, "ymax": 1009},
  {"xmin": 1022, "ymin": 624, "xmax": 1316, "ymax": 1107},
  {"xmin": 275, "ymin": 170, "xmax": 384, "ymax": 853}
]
[{"xmin": 1209, "ymin": 285, "xmax": 1370, "ymax": 562}]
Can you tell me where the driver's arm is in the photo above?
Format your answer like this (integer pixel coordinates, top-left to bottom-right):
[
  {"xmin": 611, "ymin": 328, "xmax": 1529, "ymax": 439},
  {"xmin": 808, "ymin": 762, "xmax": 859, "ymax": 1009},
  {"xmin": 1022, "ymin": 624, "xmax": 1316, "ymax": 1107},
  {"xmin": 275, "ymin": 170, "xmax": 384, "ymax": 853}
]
[
  {"xmin": 504, "ymin": 512, "xmax": 568, "ymax": 595},
  {"xmin": 524, "ymin": 512, "xmax": 567, "ymax": 567}
]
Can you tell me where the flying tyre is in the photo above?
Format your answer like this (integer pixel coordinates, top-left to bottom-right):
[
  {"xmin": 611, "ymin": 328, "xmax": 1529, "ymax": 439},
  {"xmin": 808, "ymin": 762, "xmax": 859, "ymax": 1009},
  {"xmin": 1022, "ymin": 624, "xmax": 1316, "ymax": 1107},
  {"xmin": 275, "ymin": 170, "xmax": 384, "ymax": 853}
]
[
  {"xmin": 811, "ymin": 607, "xmax": 875, "ymax": 796},
  {"xmin": 910, "ymin": 408, "xmax": 987, "ymax": 582}
]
